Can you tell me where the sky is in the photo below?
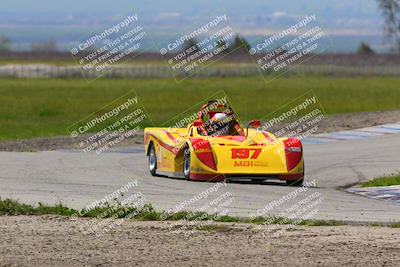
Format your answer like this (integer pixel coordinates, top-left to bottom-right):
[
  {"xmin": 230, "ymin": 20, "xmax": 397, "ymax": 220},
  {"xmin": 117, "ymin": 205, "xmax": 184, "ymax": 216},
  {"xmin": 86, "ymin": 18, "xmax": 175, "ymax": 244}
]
[{"xmin": 0, "ymin": 0, "xmax": 388, "ymax": 52}]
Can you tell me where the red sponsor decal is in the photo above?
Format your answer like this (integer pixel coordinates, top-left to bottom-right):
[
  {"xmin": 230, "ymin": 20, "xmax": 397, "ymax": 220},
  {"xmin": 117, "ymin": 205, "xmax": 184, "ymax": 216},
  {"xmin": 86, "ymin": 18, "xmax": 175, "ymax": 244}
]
[
  {"xmin": 231, "ymin": 148, "xmax": 262, "ymax": 159},
  {"xmin": 233, "ymin": 161, "xmax": 254, "ymax": 167}
]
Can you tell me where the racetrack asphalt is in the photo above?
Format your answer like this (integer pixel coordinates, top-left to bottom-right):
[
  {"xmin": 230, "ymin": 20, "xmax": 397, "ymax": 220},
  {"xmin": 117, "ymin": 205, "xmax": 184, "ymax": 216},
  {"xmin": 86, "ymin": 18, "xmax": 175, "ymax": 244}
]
[{"xmin": 1, "ymin": 132, "xmax": 400, "ymax": 224}]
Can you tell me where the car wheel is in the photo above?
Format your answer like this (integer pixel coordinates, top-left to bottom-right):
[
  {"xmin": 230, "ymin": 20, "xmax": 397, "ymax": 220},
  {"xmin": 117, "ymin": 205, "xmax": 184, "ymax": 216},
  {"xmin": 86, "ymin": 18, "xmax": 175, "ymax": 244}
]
[
  {"xmin": 183, "ymin": 147, "xmax": 191, "ymax": 180},
  {"xmin": 287, "ymin": 163, "xmax": 304, "ymax": 186},
  {"xmin": 286, "ymin": 178, "xmax": 304, "ymax": 186},
  {"xmin": 148, "ymin": 143, "xmax": 157, "ymax": 176}
]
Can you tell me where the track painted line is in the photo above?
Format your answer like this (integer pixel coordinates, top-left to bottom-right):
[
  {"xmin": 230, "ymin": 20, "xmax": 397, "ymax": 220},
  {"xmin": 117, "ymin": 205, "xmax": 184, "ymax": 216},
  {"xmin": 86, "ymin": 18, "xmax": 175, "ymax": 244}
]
[
  {"xmin": 344, "ymin": 131, "xmax": 385, "ymax": 137},
  {"xmin": 321, "ymin": 133, "xmax": 368, "ymax": 140},
  {"xmin": 333, "ymin": 131, "xmax": 381, "ymax": 137},
  {"xmin": 300, "ymin": 138, "xmax": 328, "ymax": 145}
]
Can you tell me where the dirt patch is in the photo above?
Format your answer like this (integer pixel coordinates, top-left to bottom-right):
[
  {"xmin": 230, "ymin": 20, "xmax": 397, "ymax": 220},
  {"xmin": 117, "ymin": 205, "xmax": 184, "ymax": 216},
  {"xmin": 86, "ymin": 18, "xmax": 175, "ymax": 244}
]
[
  {"xmin": 318, "ymin": 110, "xmax": 400, "ymax": 134},
  {"xmin": 0, "ymin": 132, "xmax": 144, "ymax": 152},
  {"xmin": 0, "ymin": 215, "xmax": 399, "ymax": 267},
  {"xmin": 1, "ymin": 110, "xmax": 400, "ymax": 152}
]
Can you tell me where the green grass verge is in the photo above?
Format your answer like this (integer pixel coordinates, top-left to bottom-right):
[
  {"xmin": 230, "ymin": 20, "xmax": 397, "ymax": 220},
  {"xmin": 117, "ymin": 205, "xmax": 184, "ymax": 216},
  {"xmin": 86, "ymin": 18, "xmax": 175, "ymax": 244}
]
[
  {"xmin": 0, "ymin": 198, "xmax": 345, "ymax": 227},
  {"xmin": 0, "ymin": 198, "xmax": 76, "ymax": 216},
  {"xmin": 1, "ymin": 77, "xmax": 400, "ymax": 141},
  {"xmin": 391, "ymin": 222, "xmax": 400, "ymax": 228},
  {"xmin": 359, "ymin": 173, "xmax": 400, "ymax": 188},
  {"xmin": 4, "ymin": 198, "xmax": 400, "ymax": 228}
]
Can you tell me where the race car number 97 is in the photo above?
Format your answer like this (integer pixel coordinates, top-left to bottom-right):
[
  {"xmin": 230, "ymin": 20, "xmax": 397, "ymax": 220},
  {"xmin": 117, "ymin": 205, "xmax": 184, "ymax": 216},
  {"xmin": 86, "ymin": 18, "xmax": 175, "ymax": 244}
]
[{"xmin": 231, "ymin": 148, "xmax": 262, "ymax": 159}]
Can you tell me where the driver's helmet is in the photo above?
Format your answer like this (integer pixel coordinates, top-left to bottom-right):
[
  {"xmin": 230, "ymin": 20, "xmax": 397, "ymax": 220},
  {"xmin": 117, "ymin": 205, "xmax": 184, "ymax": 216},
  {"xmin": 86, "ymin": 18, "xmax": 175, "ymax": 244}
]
[
  {"xmin": 209, "ymin": 112, "xmax": 229, "ymax": 135},
  {"xmin": 211, "ymin": 112, "xmax": 227, "ymax": 123}
]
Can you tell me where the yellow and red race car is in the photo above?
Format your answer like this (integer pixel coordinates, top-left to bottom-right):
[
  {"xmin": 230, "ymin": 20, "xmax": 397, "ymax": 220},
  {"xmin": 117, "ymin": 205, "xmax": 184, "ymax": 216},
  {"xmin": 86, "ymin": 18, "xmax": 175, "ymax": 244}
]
[{"xmin": 144, "ymin": 100, "xmax": 304, "ymax": 186}]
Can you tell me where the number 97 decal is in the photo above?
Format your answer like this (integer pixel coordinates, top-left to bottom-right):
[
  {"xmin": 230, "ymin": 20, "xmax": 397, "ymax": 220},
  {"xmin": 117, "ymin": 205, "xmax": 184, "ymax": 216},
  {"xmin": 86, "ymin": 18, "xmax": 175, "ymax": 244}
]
[{"xmin": 231, "ymin": 148, "xmax": 262, "ymax": 159}]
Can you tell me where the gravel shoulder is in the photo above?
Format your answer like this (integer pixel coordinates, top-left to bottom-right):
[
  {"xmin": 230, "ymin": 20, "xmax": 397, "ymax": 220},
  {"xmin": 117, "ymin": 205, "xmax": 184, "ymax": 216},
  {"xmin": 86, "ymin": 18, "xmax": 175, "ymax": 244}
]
[
  {"xmin": 0, "ymin": 215, "xmax": 399, "ymax": 267},
  {"xmin": 1, "ymin": 110, "xmax": 400, "ymax": 152}
]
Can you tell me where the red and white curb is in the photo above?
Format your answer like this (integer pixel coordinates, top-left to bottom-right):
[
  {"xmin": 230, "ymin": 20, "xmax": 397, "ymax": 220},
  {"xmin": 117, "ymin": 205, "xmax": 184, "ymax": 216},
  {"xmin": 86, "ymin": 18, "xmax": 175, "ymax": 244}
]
[
  {"xmin": 347, "ymin": 185, "xmax": 400, "ymax": 204},
  {"xmin": 303, "ymin": 123, "xmax": 400, "ymax": 144}
]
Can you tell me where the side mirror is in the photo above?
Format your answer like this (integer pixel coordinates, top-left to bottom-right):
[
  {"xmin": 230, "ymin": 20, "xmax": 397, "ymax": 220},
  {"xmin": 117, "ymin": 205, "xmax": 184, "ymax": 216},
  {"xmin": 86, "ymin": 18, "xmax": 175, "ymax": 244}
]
[
  {"xmin": 246, "ymin": 120, "xmax": 261, "ymax": 137},
  {"xmin": 193, "ymin": 120, "xmax": 203, "ymax": 127}
]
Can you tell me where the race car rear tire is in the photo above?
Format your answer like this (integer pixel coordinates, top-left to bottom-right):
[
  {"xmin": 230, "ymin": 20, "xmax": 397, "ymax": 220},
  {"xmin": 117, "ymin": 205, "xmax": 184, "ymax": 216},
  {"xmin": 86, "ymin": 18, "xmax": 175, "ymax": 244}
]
[
  {"xmin": 148, "ymin": 143, "xmax": 157, "ymax": 176},
  {"xmin": 286, "ymin": 163, "xmax": 304, "ymax": 186},
  {"xmin": 183, "ymin": 147, "xmax": 191, "ymax": 180},
  {"xmin": 286, "ymin": 178, "xmax": 304, "ymax": 187}
]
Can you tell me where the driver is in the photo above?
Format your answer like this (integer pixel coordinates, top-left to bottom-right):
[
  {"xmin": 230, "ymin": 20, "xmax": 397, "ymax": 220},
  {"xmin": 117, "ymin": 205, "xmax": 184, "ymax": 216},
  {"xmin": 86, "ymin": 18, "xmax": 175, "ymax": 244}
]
[{"xmin": 207, "ymin": 112, "xmax": 230, "ymax": 136}]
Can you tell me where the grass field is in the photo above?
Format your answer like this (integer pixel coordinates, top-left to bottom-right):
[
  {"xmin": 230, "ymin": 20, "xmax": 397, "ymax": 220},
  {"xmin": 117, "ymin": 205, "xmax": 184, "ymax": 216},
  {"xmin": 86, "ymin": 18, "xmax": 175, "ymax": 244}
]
[
  {"xmin": 359, "ymin": 173, "xmax": 400, "ymax": 187},
  {"xmin": 0, "ymin": 76, "xmax": 400, "ymax": 141}
]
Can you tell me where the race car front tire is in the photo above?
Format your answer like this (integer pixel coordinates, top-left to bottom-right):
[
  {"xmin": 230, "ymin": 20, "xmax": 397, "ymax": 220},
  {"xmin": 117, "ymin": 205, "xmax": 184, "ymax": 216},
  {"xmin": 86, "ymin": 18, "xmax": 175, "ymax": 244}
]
[
  {"xmin": 148, "ymin": 143, "xmax": 157, "ymax": 176},
  {"xmin": 183, "ymin": 146, "xmax": 191, "ymax": 180}
]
